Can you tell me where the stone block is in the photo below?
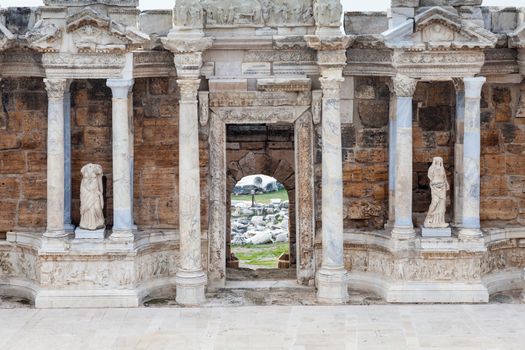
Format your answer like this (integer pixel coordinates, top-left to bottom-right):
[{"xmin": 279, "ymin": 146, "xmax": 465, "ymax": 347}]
[
  {"xmin": 348, "ymin": 200, "xmax": 382, "ymax": 220},
  {"xmin": 0, "ymin": 151, "xmax": 26, "ymax": 174},
  {"xmin": 0, "ymin": 201, "xmax": 17, "ymax": 229},
  {"xmin": 22, "ymin": 173, "xmax": 47, "ymax": 199},
  {"xmin": 344, "ymin": 12, "xmax": 389, "ymax": 35},
  {"xmin": 341, "ymin": 77, "xmax": 354, "ymax": 100},
  {"xmin": 418, "ymin": 106, "xmax": 452, "ymax": 131},
  {"xmin": 391, "ymin": 0, "xmax": 419, "ymax": 7},
  {"xmin": 422, "ymin": 227, "xmax": 452, "ymax": 237},
  {"xmin": 490, "ymin": 8, "xmax": 517, "ymax": 34},
  {"xmin": 419, "ymin": 0, "xmax": 481, "ymax": 6},
  {"xmin": 480, "ymin": 175, "xmax": 508, "ymax": 197},
  {"xmin": 75, "ymin": 227, "xmax": 106, "ymax": 239},
  {"xmin": 341, "ymin": 125, "xmax": 356, "ymax": 148},
  {"xmin": 139, "ymin": 10, "xmax": 172, "ymax": 36},
  {"xmin": 17, "ymin": 200, "xmax": 46, "ymax": 227},
  {"xmin": 357, "ymin": 129, "xmax": 387, "ymax": 148},
  {"xmin": 341, "ymin": 99, "xmax": 354, "ymax": 124},
  {"xmin": 0, "ymin": 177, "xmax": 20, "ymax": 199},
  {"xmin": 242, "ymin": 63, "xmax": 271, "ymax": 76},
  {"xmin": 0, "ymin": 134, "xmax": 19, "ymax": 150},
  {"xmin": 492, "ymin": 87, "xmax": 512, "ymax": 122},
  {"xmin": 149, "ymin": 77, "xmax": 170, "ymax": 95},
  {"xmin": 389, "ymin": 7, "xmax": 415, "ymax": 28},
  {"xmin": 209, "ymin": 79, "xmax": 248, "ymax": 92},
  {"xmin": 481, "ymin": 198, "xmax": 518, "ymax": 221}
]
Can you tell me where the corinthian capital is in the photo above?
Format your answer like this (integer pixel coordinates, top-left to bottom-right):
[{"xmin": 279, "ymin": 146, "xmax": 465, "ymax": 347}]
[
  {"xmin": 392, "ymin": 74, "xmax": 417, "ymax": 98},
  {"xmin": 44, "ymin": 78, "xmax": 68, "ymax": 99}
]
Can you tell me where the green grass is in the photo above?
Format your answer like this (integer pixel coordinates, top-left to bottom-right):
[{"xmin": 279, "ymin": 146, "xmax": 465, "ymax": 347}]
[
  {"xmin": 232, "ymin": 242, "xmax": 289, "ymax": 269},
  {"xmin": 231, "ymin": 189, "xmax": 289, "ymax": 204}
]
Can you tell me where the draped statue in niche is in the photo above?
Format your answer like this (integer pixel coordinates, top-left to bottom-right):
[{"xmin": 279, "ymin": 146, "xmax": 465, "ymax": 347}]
[
  {"xmin": 424, "ymin": 157, "xmax": 450, "ymax": 228},
  {"xmin": 79, "ymin": 163, "xmax": 105, "ymax": 231}
]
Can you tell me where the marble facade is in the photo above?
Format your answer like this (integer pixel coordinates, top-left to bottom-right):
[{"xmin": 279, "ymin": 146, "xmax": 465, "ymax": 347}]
[{"xmin": 0, "ymin": 0, "xmax": 524, "ymax": 308}]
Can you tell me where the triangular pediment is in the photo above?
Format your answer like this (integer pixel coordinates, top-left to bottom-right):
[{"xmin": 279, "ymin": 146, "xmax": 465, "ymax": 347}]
[
  {"xmin": 509, "ymin": 24, "xmax": 525, "ymax": 49},
  {"xmin": 383, "ymin": 6, "xmax": 497, "ymax": 50},
  {"xmin": 65, "ymin": 7, "xmax": 149, "ymax": 53}
]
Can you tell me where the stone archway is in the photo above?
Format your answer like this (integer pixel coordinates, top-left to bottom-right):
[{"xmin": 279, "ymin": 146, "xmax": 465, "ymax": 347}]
[{"xmin": 207, "ymin": 108, "xmax": 315, "ymax": 289}]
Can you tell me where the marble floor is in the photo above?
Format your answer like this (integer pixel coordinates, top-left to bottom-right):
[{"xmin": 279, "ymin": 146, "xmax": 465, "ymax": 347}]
[{"xmin": 0, "ymin": 304, "xmax": 525, "ymax": 350}]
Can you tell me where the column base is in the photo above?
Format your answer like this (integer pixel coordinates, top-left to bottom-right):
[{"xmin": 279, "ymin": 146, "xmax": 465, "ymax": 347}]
[
  {"xmin": 109, "ymin": 230, "xmax": 134, "ymax": 242},
  {"xmin": 391, "ymin": 226, "xmax": 416, "ymax": 240},
  {"xmin": 316, "ymin": 266, "xmax": 348, "ymax": 304},
  {"xmin": 43, "ymin": 230, "xmax": 68, "ymax": 239},
  {"xmin": 175, "ymin": 270, "xmax": 207, "ymax": 306},
  {"xmin": 458, "ymin": 228, "xmax": 483, "ymax": 239},
  {"xmin": 458, "ymin": 228, "xmax": 486, "ymax": 252}
]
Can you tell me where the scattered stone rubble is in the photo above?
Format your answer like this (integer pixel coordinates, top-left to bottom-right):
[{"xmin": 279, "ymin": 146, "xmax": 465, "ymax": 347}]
[{"xmin": 231, "ymin": 199, "xmax": 289, "ymax": 245}]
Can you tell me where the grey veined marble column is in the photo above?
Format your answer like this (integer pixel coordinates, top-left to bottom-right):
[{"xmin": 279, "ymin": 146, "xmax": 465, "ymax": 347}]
[
  {"xmin": 317, "ymin": 75, "xmax": 348, "ymax": 304},
  {"xmin": 459, "ymin": 77, "xmax": 486, "ymax": 240},
  {"xmin": 63, "ymin": 89, "xmax": 74, "ymax": 232},
  {"xmin": 391, "ymin": 75, "xmax": 418, "ymax": 240},
  {"xmin": 453, "ymin": 79, "xmax": 465, "ymax": 228},
  {"xmin": 107, "ymin": 79, "xmax": 134, "ymax": 241},
  {"xmin": 175, "ymin": 78, "xmax": 206, "ymax": 306},
  {"xmin": 44, "ymin": 78, "xmax": 68, "ymax": 238}
]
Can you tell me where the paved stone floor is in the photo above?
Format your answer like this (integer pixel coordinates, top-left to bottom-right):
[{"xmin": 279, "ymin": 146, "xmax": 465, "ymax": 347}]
[{"xmin": 1, "ymin": 303, "xmax": 525, "ymax": 349}]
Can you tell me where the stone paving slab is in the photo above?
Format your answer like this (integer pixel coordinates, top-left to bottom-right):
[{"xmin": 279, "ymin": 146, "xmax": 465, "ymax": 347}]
[{"xmin": 1, "ymin": 304, "xmax": 525, "ymax": 349}]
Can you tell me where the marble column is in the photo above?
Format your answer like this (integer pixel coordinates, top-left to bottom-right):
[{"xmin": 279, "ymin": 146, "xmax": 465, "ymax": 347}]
[
  {"xmin": 175, "ymin": 78, "xmax": 206, "ymax": 305},
  {"xmin": 63, "ymin": 88, "xmax": 74, "ymax": 232},
  {"xmin": 44, "ymin": 78, "xmax": 68, "ymax": 238},
  {"xmin": 459, "ymin": 77, "xmax": 486, "ymax": 239},
  {"xmin": 453, "ymin": 78, "xmax": 465, "ymax": 227},
  {"xmin": 391, "ymin": 74, "xmax": 418, "ymax": 240},
  {"xmin": 107, "ymin": 79, "xmax": 134, "ymax": 241},
  {"xmin": 317, "ymin": 72, "xmax": 348, "ymax": 304}
]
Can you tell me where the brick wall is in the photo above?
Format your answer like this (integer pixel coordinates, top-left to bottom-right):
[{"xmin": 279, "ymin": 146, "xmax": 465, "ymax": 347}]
[{"xmin": 0, "ymin": 78, "xmax": 47, "ymax": 232}]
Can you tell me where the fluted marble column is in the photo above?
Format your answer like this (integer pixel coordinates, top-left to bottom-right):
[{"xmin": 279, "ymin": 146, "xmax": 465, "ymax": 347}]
[
  {"xmin": 391, "ymin": 74, "xmax": 418, "ymax": 240},
  {"xmin": 44, "ymin": 78, "xmax": 68, "ymax": 238},
  {"xmin": 453, "ymin": 78, "xmax": 465, "ymax": 227},
  {"xmin": 107, "ymin": 79, "xmax": 134, "ymax": 241},
  {"xmin": 175, "ymin": 78, "xmax": 206, "ymax": 305},
  {"xmin": 317, "ymin": 71, "xmax": 348, "ymax": 304},
  {"xmin": 459, "ymin": 77, "xmax": 486, "ymax": 240}
]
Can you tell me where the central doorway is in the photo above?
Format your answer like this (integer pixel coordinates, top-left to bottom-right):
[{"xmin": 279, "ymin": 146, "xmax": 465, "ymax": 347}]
[{"xmin": 230, "ymin": 175, "xmax": 291, "ymax": 270}]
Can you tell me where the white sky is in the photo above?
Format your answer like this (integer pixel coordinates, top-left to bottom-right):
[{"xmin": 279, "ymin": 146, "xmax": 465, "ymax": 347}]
[{"xmin": 0, "ymin": 0, "xmax": 523, "ymax": 10}]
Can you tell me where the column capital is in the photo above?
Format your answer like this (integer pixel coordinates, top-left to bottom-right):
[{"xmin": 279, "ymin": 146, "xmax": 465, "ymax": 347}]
[
  {"xmin": 178, "ymin": 79, "xmax": 201, "ymax": 101},
  {"xmin": 319, "ymin": 77, "xmax": 344, "ymax": 99},
  {"xmin": 107, "ymin": 79, "xmax": 134, "ymax": 99},
  {"xmin": 392, "ymin": 74, "xmax": 418, "ymax": 97},
  {"xmin": 452, "ymin": 78, "xmax": 465, "ymax": 92},
  {"xmin": 463, "ymin": 77, "xmax": 486, "ymax": 98},
  {"xmin": 44, "ymin": 78, "xmax": 68, "ymax": 99}
]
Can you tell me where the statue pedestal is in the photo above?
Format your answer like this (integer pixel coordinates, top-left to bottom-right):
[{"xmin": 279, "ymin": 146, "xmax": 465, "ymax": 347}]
[
  {"xmin": 75, "ymin": 227, "xmax": 106, "ymax": 239},
  {"xmin": 421, "ymin": 227, "xmax": 452, "ymax": 238}
]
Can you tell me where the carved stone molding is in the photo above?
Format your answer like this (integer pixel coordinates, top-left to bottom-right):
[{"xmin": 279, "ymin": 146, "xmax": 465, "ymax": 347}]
[
  {"xmin": 210, "ymin": 106, "xmax": 309, "ymax": 124},
  {"xmin": 178, "ymin": 79, "xmax": 201, "ymax": 101},
  {"xmin": 305, "ymin": 35, "xmax": 352, "ymax": 52},
  {"xmin": 162, "ymin": 36, "xmax": 214, "ymax": 54},
  {"xmin": 392, "ymin": 74, "xmax": 417, "ymax": 97},
  {"xmin": 199, "ymin": 91, "xmax": 209, "ymax": 126},
  {"xmin": 44, "ymin": 78, "xmax": 68, "ymax": 99}
]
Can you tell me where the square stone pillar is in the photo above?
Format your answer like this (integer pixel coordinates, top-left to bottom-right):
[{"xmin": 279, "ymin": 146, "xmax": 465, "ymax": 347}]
[
  {"xmin": 107, "ymin": 79, "xmax": 134, "ymax": 241},
  {"xmin": 391, "ymin": 74, "xmax": 418, "ymax": 240},
  {"xmin": 459, "ymin": 77, "xmax": 486, "ymax": 240},
  {"xmin": 44, "ymin": 78, "xmax": 69, "ymax": 238},
  {"xmin": 452, "ymin": 78, "xmax": 465, "ymax": 228}
]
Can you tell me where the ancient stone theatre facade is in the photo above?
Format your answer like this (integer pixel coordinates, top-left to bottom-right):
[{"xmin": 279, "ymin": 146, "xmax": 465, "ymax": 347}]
[{"xmin": 0, "ymin": 0, "xmax": 524, "ymax": 307}]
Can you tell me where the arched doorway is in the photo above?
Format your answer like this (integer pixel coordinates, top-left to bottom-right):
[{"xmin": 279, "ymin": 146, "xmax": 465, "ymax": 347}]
[{"xmin": 229, "ymin": 175, "xmax": 291, "ymax": 270}]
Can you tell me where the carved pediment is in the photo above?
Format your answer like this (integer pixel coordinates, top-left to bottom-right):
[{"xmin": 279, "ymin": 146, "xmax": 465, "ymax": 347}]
[
  {"xmin": 509, "ymin": 24, "xmax": 525, "ymax": 49},
  {"xmin": 0, "ymin": 22, "xmax": 16, "ymax": 52},
  {"xmin": 66, "ymin": 7, "xmax": 149, "ymax": 53},
  {"xmin": 25, "ymin": 20, "xmax": 62, "ymax": 53},
  {"xmin": 383, "ymin": 7, "xmax": 497, "ymax": 50}
]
